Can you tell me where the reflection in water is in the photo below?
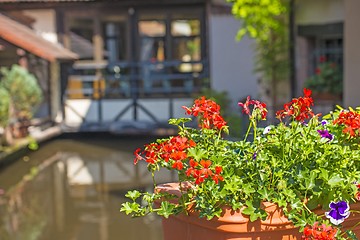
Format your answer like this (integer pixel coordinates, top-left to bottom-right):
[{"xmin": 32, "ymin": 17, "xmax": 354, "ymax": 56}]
[{"xmin": 0, "ymin": 137, "xmax": 174, "ymax": 240}]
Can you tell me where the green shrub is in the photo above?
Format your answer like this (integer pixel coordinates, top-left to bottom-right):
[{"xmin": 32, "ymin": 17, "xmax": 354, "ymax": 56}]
[
  {"xmin": 0, "ymin": 86, "xmax": 10, "ymax": 127},
  {"xmin": 1, "ymin": 65, "xmax": 43, "ymax": 119}
]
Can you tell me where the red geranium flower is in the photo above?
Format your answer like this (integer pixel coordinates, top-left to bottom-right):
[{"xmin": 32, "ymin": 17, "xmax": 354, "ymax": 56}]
[
  {"xmin": 238, "ymin": 96, "xmax": 267, "ymax": 120},
  {"xmin": 183, "ymin": 96, "xmax": 227, "ymax": 131},
  {"xmin": 276, "ymin": 88, "xmax": 316, "ymax": 122},
  {"xmin": 302, "ymin": 222, "xmax": 338, "ymax": 240},
  {"xmin": 333, "ymin": 110, "xmax": 360, "ymax": 138}
]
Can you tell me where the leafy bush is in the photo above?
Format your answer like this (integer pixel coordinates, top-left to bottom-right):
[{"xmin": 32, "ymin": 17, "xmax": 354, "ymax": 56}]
[
  {"xmin": 1, "ymin": 65, "xmax": 43, "ymax": 119},
  {"xmin": 0, "ymin": 87, "xmax": 10, "ymax": 127}
]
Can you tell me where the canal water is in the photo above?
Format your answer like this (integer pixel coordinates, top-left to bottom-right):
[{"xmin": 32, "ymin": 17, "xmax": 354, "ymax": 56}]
[{"xmin": 0, "ymin": 136, "xmax": 175, "ymax": 240}]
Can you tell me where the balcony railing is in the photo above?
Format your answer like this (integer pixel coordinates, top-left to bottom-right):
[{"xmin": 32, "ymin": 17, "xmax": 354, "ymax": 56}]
[{"xmin": 66, "ymin": 59, "xmax": 209, "ymax": 100}]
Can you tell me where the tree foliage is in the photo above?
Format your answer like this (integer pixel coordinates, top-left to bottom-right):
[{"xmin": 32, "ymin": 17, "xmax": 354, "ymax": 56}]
[
  {"xmin": 229, "ymin": 0, "xmax": 288, "ymax": 42},
  {"xmin": 0, "ymin": 87, "xmax": 10, "ymax": 127},
  {"xmin": 1, "ymin": 65, "xmax": 43, "ymax": 120},
  {"xmin": 228, "ymin": 0, "xmax": 290, "ymax": 106}
]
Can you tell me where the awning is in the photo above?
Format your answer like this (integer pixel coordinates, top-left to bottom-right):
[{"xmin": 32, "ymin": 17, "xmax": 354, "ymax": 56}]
[{"xmin": 0, "ymin": 13, "xmax": 78, "ymax": 62}]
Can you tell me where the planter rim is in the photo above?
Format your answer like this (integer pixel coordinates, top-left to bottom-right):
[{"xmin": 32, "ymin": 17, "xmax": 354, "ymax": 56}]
[{"xmin": 155, "ymin": 182, "xmax": 295, "ymax": 233}]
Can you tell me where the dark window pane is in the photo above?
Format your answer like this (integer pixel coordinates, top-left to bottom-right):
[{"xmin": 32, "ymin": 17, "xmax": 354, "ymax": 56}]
[
  {"xmin": 68, "ymin": 18, "xmax": 94, "ymax": 60},
  {"xmin": 103, "ymin": 21, "xmax": 127, "ymax": 61}
]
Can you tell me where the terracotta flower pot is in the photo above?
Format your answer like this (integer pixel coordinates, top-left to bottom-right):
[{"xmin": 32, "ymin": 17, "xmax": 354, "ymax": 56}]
[
  {"xmin": 344, "ymin": 202, "xmax": 360, "ymax": 235},
  {"xmin": 155, "ymin": 183, "xmax": 360, "ymax": 240},
  {"xmin": 155, "ymin": 183, "xmax": 301, "ymax": 240}
]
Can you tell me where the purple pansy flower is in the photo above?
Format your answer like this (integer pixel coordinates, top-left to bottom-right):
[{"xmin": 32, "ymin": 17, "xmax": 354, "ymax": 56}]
[
  {"xmin": 321, "ymin": 120, "xmax": 328, "ymax": 126},
  {"xmin": 252, "ymin": 152, "xmax": 257, "ymax": 160},
  {"xmin": 317, "ymin": 129, "xmax": 333, "ymax": 141},
  {"xmin": 325, "ymin": 201, "xmax": 350, "ymax": 225}
]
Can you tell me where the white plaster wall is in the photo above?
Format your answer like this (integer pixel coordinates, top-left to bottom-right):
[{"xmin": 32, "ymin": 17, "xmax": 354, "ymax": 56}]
[
  {"xmin": 344, "ymin": 0, "xmax": 360, "ymax": 108},
  {"xmin": 23, "ymin": 9, "xmax": 58, "ymax": 43},
  {"xmin": 209, "ymin": 14, "xmax": 257, "ymax": 109},
  {"xmin": 64, "ymin": 99, "xmax": 99, "ymax": 125},
  {"xmin": 138, "ymin": 98, "xmax": 192, "ymax": 121},
  {"xmin": 64, "ymin": 98, "xmax": 193, "ymax": 126},
  {"xmin": 296, "ymin": 0, "xmax": 344, "ymax": 25}
]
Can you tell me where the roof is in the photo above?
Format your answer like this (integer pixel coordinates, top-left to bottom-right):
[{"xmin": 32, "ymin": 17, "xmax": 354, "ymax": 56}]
[{"xmin": 0, "ymin": 13, "xmax": 78, "ymax": 62}]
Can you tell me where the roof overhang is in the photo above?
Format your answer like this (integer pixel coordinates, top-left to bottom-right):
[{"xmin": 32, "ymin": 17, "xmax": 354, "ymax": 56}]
[{"xmin": 0, "ymin": 13, "xmax": 78, "ymax": 62}]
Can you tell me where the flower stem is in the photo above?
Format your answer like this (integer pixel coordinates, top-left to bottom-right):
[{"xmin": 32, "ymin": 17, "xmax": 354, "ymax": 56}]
[
  {"xmin": 244, "ymin": 120, "xmax": 252, "ymax": 142},
  {"xmin": 152, "ymin": 171, "xmax": 157, "ymax": 189}
]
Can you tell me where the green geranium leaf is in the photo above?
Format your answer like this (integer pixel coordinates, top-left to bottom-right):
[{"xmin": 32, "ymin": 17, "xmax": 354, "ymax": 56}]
[
  {"xmin": 120, "ymin": 202, "xmax": 140, "ymax": 215},
  {"xmin": 231, "ymin": 201, "xmax": 242, "ymax": 210},
  {"xmin": 242, "ymin": 200, "xmax": 266, "ymax": 222},
  {"xmin": 282, "ymin": 189, "xmax": 296, "ymax": 199},
  {"xmin": 242, "ymin": 200, "xmax": 255, "ymax": 216},
  {"xmin": 306, "ymin": 197, "xmax": 319, "ymax": 210},
  {"xmin": 276, "ymin": 199, "xmax": 287, "ymax": 208},
  {"xmin": 304, "ymin": 172, "xmax": 316, "ymax": 190},
  {"xmin": 328, "ymin": 174, "xmax": 344, "ymax": 187},
  {"xmin": 158, "ymin": 201, "xmax": 175, "ymax": 218},
  {"xmin": 242, "ymin": 184, "xmax": 256, "ymax": 195},
  {"xmin": 249, "ymin": 211, "xmax": 261, "ymax": 222},
  {"xmin": 319, "ymin": 168, "xmax": 329, "ymax": 181},
  {"xmin": 168, "ymin": 117, "xmax": 192, "ymax": 126},
  {"xmin": 290, "ymin": 200, "xmax": 303, "ymax": 211},
  {"xmin": 187, "ymin": 148, "xmax": 207, "ymax": 161},
  {"xmin": 125, "ymin": 190, "xmax": 142, "ymax": 201},
  {"xmin": 258, "ymin": 188, "xmax": 271, "ymax": 200}
]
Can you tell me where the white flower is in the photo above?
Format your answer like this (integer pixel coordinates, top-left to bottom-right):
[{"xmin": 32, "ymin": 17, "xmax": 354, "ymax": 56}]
[
  {"xmin": 321, "ymin": 120, "xmax": 328, "ymax": 126},
  {"xmin": 263, "ymin": 126, "xmax": 272, "ymax": 135}
]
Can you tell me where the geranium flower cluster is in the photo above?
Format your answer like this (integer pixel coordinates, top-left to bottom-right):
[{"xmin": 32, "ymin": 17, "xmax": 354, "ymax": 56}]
[
  {"xmin": 134, "ymin": 98, "xmax": 225, "ymax": 185},
  {"xmin": 276, "ymin": 88, "xmax": 316, "ymax": 122},
  {"xmin": 182, "ymin": 96, "xmax": 227, "ymax": 130},
  {"xmin": 333, "ymin": 109, "xmax": 360, "ymax": 137},
  {"xmin": 238, "ymin": 96, "xmax": 267, "ymax": 120},
  {"xmin": 186, "ymin": 159, "xmax": 224, "ymax": 184},
  {"xmin": 134, "ymin": 135, "xmax": 195, "ymax": 167},
  {"xmin": 302, "ymin": 222, "xmax": 338, "ymax": 240}
]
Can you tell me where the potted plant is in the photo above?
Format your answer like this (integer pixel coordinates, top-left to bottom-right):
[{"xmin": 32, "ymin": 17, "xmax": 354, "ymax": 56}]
[
  {"xmin": 121, "ymin": 89, "xmax": 360, "ymax": 239},
  {"xmin": 304, "ymin": 56, "xmax": 343, "ymax": 101},
  {"xmin": 0, "ymin": 86, "xmax": 11, "ymax": 146},
  {"xmin": 0, "ymin": 65, "xmax": 43, "ymax": 138}
]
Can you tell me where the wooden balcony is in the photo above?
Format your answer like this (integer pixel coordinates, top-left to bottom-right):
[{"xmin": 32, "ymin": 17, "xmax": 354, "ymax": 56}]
[{"xmin": 62, "ymin": 60, "xmax": 209, "ymax": 132}]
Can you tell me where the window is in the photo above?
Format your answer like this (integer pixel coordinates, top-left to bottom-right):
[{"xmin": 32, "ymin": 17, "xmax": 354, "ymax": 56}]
[
  {"xmin": 310, "ymin": 36, "xmax": 343, "ymax": 76},
  {"xmin": 171, "ymin": 19, "xmax": 201, "ymax": 72},
  {"xmin": 138, "ymin": 20, "xmax": 166, "ymax": 62},
  {"xmin": 103, "ymin": 21, "xmax": 127, "ymax": 61},
  {"xmin": 315, "ymin": 37, "xmax": 343, "ymax": 70},
  {"xmin": 68, "ymin": 18, "xmax": 94, "ymax": 60}
]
